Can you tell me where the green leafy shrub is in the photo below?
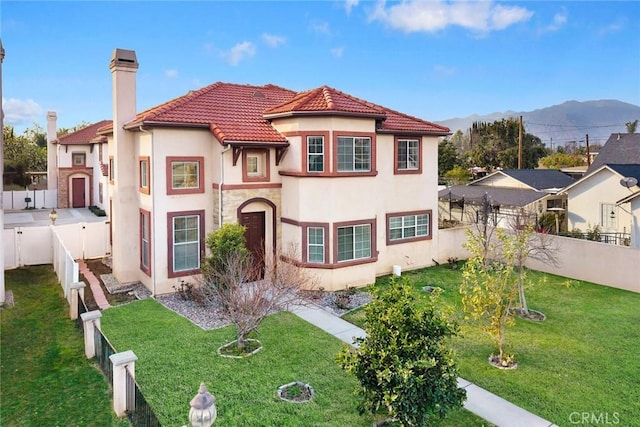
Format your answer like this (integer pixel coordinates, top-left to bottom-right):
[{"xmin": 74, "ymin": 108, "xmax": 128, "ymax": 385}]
[{"xmin": 337, "ymin": 277, "xmax": 465, "ymax": 426}]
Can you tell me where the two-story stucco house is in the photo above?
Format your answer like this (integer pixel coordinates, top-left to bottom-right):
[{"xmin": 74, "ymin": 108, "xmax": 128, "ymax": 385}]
[
  {"xmin": 46, "ymin": 113, "xmax": 110, "ymax": 210},
  {"xmin": 100, "ymin": 48, "xmax": 449, "ymax": 295}
]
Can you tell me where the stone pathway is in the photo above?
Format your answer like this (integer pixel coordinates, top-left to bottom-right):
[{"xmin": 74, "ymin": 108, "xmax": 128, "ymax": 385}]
[{"xmin": 78, "ymin": 259, "xmax": 111, "ymax": 310}]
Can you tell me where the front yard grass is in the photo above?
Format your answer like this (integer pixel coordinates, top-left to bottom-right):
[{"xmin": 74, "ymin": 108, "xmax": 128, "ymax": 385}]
[
  {"xmin": 343, "ymin": 266, "xmax": 640, "ymax": 427},
  {"xmin": 0, "ymin": 266, "xmax": 129, "ymax": 427},
  {"xmin": 102, "ymin": 298, "xmax": 490, "ymax": 426}
]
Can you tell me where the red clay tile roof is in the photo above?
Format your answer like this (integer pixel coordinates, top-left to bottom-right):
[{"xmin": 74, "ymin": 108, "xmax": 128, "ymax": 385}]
[
  {"xmin": 264, "ymin": 85, "xmax": 449, "ymax": 135},
  {"xmin": 124, "ymin": 83, "xmax": 297, "ymax": 143},
  {"xmin": 99, "ymin": 83, "xmax": 449, "ymax": 142},
  {"xmin": 57, "ymin": 120, "xmax": 112, "ymax": 145},
  {"xmin": 263, "ymin": 86, "xmax": 386, "ymax": 118}
]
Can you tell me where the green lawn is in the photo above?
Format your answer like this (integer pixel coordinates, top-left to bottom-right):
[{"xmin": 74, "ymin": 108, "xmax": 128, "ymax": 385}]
[
  {"xmin": 101, "ymin": 298, "xmax": 490, "ymax": 426},
  {"xmin": 343, "ymin": 265, "xmax": 640, "ymax": 427},
  {"xmin": 0, "ymin": 266, "xmax": 129, "ymax": 427}
]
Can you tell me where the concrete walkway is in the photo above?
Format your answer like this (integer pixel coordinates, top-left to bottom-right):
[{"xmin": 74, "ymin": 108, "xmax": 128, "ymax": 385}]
[
  {"xmin": 4, "ymin": 208, "xmax": 106, "ymax": 228},
  {"xmin": 289, "ymin": 303, "xmax": 557, "ymax": 427}
]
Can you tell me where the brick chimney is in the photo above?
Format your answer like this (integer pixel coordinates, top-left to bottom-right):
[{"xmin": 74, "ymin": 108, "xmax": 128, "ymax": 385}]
[
  {"xmin": 109, "ymin": 48, "xmax": 139, "ymax": 284},
  {"xmin": 46, "ymin": 111, "xmax": 58, "ymax": 191}
]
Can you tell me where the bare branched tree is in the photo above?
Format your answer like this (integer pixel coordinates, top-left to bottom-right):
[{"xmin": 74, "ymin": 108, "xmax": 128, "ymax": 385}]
[
  {"xmin": 504, "ymin": 209, "xmax": 560, "ymax": 317},
  {"xmin": 201, "ymin": 244, "xmax": 317, "ymax": 351}
]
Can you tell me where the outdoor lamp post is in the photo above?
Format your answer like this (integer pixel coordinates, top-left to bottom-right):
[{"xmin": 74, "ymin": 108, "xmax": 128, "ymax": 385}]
[
  {"xmin": 189, "ymin": 382, "xmax": 216, "ymax": 427},
  {"xmin": 49, "ymin": 208, "xmax": 58, "ymax": 225}
]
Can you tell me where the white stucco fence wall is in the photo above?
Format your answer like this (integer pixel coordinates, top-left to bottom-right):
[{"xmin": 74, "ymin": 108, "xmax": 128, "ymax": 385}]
[
  {"xmin": 438, "ymin": 226, "xmax": 639, "ymax": 293},
  {"xmin": 3, "ymin": 190, "xmax": 58, "ymax": 210}
]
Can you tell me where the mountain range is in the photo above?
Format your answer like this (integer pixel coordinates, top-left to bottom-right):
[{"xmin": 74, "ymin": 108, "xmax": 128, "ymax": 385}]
[{"xmin": 435, "ymin": 100, "xmax": 640, "ymax": 149}]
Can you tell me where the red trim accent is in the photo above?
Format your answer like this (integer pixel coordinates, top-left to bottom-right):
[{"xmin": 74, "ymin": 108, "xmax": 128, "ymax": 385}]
[
  {"xmin": 385, "ymin": 210, "xmax": 433, "ymax": 246},
  {"xmin": 139, "ymin": 156, "xmax": 151, "ymax": 195},
  {"xmin": 140, "ymin": 209, "xmax": 152, "ymax": 276},
  {"xmin": 394, "ymin": 136, "xmax": 422, "ymax": 175},
  {"xmin": 167, "ymin": 210, "xmax": 205, "ymax": 278},
  {"xmin": 166, "ymin": 156, "xmax": 205, "ymax": 195},
  {"xmin": 242, "ymin": 149, "xmax": 270, "ymax": 182}
]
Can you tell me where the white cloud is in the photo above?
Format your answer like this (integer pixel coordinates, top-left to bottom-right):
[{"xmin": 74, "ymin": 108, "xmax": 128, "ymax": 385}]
[
  {"xmin": 432, "ymin": 65, "xmax": 458, "ymax": 79},
  {"xmin": 221, "ymin": 41, "xmax": 256, "ymax": 66},
  {"xmin": 345, "ymin": 0, "xmax": 359, "ymax": 15},
  {"xmin": 311, "ymin": 21, "xmax": 332, "ymax": 35},
  {"xmin": 331, "ymin": 47, "xmax": 344, "ymax": 58},
  {"xmin": 165, "ymin": 69, "xmax": 179, "ymax": 78},
  {"xmin": 262, "ymin": 33, "xmax": 286, "ymax": 48},
  {"xmin": 598, "ymin": 20, "xmax": 624, "ymax": 36},
  {"xmin": 368, "ymin": 0, "xmax": 533, "ymax": 33},
  {"xmin": 539, "ymin": 9, "xmax": 568, "ymax": 33},
  {"xmin": 2, "ymin": 98, "xmax": 43, "ymax": 126}
]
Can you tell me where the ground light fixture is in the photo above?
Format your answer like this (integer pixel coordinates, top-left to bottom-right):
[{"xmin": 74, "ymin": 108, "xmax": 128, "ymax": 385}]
[
  {"xmin": 189, "ymin": 382, "xmax": 216, "ymax": 427},
  {"xmin": 49, "ymin": 208, "xmax": 57, "ymax": 225}
]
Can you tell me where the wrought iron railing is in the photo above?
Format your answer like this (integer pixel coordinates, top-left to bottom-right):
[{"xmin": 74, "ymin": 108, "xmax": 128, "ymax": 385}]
[
  {"xmin": 94, "ymin": 326, "xmax": 116, "ymax": 385},
  {"xmin": 560, "ymin": 231, "xmax": 631, "ymax": 246},
  {"xmin": 125, "ymin": 367, "xmax": 162, "ymax": 426},
  {"xmin": 76, "ymin": 294, "xmax": 88, "ymax": 331}
]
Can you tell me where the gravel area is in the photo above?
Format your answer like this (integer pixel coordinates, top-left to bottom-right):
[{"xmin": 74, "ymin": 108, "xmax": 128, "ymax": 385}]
[{"xmin": 154, "ymin": 289, "xmax": 372, "ymax": 330}]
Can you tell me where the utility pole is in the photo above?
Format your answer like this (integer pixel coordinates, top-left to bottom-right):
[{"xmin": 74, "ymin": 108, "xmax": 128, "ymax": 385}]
[
  {"xmin": 586, "ymin": 134, "xmax": 591, "ymax": 167},
  {"xmin": 518, "ymin": 115, "xmax": 523, "ymax": 169}
]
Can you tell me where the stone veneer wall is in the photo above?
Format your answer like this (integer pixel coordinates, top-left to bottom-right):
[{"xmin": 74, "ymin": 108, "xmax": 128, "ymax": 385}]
[
  {"xmin": 57, "ymin": 168, "xmax": 93, "ymax": 208},
  {"xmin": 213, "ymin": 187, "xmax": 283, "ymax": 244}
]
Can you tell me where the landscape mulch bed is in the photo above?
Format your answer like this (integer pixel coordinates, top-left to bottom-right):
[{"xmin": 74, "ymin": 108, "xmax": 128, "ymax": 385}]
[{"xmin": 80, "ymin": 259, "xmax": 138, "ymax": 310}]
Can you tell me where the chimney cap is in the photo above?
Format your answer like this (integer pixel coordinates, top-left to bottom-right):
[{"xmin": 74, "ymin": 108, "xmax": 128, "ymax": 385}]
[
  {"xmin": 47, "ymin": 111, "xmax": 57, "ymax": 119},
  {"xmin": 110, "ymin": 48, "xmax": 138, "ymax": 70}
]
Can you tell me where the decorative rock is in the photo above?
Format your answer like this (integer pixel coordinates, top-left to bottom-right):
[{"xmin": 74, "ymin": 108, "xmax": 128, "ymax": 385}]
[{"xmin": 277, "ymin": 381, "xmax": 315, "ymax": 403}]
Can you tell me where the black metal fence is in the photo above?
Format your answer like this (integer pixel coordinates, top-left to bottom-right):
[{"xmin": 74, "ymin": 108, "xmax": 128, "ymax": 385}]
[
  {"xmin": 560, "ymin": 231, "xmax": 631, "ymax": 246},
  {"xmin": 76, "ymin": 294, "xmax": 88, "ymax": 331},
  {"xmin": 126, "ymin": 368, "xmax": 162, "ymax": 427},
  {"xmin": 94, "ymin": 326, "xmax": 116, "ymax": 385}
]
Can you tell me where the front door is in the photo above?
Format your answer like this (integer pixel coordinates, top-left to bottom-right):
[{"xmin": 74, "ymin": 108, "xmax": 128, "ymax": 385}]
[
  {"xmin": 72, "ymin": 177, "xmax": 86, "ymax": 208},
  {"xmin": 240, "ymin": 211, "xmax": 265, "ymax": 275}
]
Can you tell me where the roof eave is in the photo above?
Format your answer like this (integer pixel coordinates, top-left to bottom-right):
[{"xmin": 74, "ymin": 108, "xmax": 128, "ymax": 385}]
[
  {"xmin": 376, "ymin": 129, "xmax": 450, "ymax": 137},
  {"xmin": 123, "ymin": 120, "xmax": 211, "ymax": 130},
  {"xmin": 263, "ymin": 110, "xmax": 387, "ymax": 120}
]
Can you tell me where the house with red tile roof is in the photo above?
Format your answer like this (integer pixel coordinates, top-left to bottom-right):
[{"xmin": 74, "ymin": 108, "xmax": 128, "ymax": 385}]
[
  {"xmin": 100, "ymin": 48, "xmax": 450, "ymax": 295},
  {"xmin": 45, "ymin": 114, "xmax": 111, "ymax": 209}
]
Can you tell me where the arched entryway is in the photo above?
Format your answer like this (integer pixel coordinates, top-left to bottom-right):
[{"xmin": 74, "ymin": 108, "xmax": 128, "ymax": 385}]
[
  {"xmin": 237, "ymin": 198, "xmax": 277, "ymax": 269},
  {"xmin": 67, "ymin": 173, "xmax": 91, "ymax": 208}
]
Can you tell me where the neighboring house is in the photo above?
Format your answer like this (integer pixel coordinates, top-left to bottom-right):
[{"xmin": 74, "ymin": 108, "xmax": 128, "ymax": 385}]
[
  {"xmin": 46, "ymin": 116, "xmax": 110, "ymax": 210},
  {"xmin": 617, "ymin": 190, "xmax": 640, "ymax": 248},
  {"xmin": 438, "ymin": 169, "xmax": 574, "ymax": 228},
  {"xmin": 563, "ymin": 133, "xmax": 640, "ymax": 245},
  {"xmin": 99, "ymin": 48, "xmax": 450, "ymax": 295}
]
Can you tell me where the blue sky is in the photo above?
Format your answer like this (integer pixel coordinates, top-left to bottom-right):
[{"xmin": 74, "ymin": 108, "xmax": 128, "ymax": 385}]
[{"xmin": 2, "ymin": 0, "xmax": 639, "ymax": 134}]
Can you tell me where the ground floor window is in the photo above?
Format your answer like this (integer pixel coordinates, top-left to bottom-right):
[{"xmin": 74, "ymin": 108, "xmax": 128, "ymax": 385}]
[
  {"xmin": 168, "ymin": 210, "xmax": 204, "ymax": 277},
  {"xmin": 140, "ymin": 209, "xmax": 151, "ymax": 275},
  {"xmin": 307, "ymin": 226, "xmax": 325, "ymax": 263},
  {"xmin": 387, "ymin": 212, "xmax": 431, "ymax": 243},
  {"xmin": 337, "ymin": 224, "xmax": 371, "ymax": 262}
]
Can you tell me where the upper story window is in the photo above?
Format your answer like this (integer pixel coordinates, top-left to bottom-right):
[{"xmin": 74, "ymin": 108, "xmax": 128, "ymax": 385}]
[
  {"xmin": 396, "ymin": 138, "xmax": 420, "ymax": 172},
  {"xmin": 72, "ymin": 152, "xmax": 86, "ymax": 168},
  {"xmin": 166, "ymin": 157, "xmax": 204, "ymax": 195},
  {"xmin": 337, "ymin": 136, "xmax": 371, "ymax": 172},
  {"xmin": 242, "ymin": 149, "xmax": 269, "ymax": 182},
  {"xmin": 307, "ymin": 136, "xmax": 324, "ymax": 172},
  {"xmin": 109, "ymin": 157, "xmax": 115, "ymax": 183},
  {"xmin": 139, "ymin": 157, "xmax": 150, "ymax": 194}
]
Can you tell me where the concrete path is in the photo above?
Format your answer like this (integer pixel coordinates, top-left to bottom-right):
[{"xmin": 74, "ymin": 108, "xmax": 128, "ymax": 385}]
[
  {"xmin": 289, "ymin": 302, "xmax": 557, "ymax": 427},
  {"xmin": 78, "ymin": 259, "xmax": 110, "ymax": 310},
  {"xmin": 4, "ymin": 208, "xmax": 106, "ymax": 228}
]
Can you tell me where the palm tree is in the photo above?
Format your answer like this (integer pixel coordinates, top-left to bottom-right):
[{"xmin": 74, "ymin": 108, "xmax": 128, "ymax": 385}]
[{"xmin": 625, "ymin": 119, "xmax": 638, "ymax": 133}]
